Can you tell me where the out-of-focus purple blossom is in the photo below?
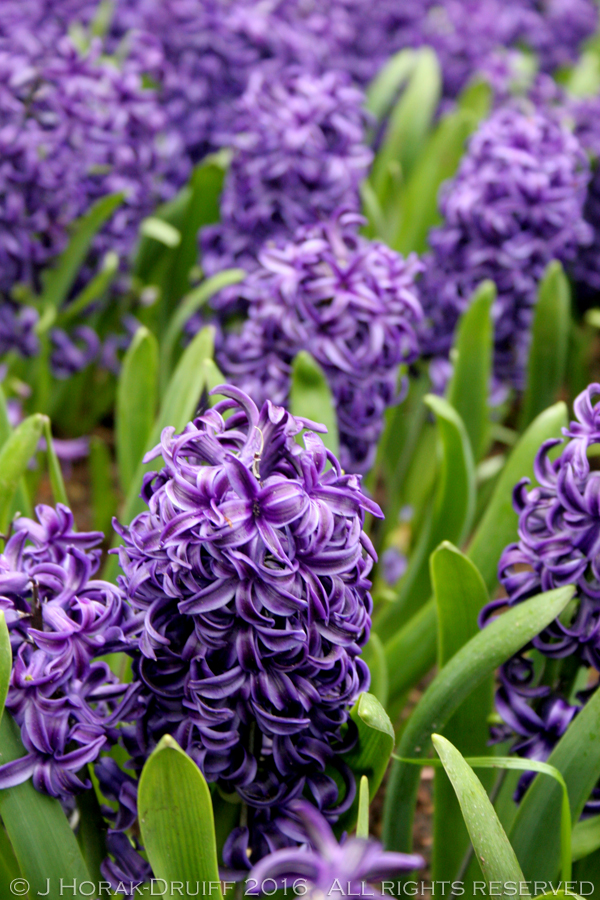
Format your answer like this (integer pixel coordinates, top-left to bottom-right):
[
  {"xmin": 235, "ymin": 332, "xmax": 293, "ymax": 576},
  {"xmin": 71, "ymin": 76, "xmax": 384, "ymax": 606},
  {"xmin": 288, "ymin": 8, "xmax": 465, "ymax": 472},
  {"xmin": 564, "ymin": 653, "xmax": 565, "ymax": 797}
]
[
  {"xmin": 419, "ymin": 104, "xmax": 592, "ymax": 395},
  {"xmin": 50, "ymin": 327, "xmax": 101, "ymax": 380},
  {"xmin": 248, "ymin": 800, "xmax": 424, "ymax": 897},
  {"xmin": 200, "ymin": 66, "xmax": 372, "ymax": 290},
  {"xmin": 482, "ymin": 384, "xmax": 600, "ymax": 804},
  {"xmin": 0, "ymin": 5, "xmax": 173, "ymax": 361},
  {"xmin": 106, "ymin": 0, "xmax": 321, "ymax": 165},
  {"xmin": 215, "ymin": 211, "xmax": 423, "ymax": 474},
  {"xmin": 115, "ymin": 385, "xmax": 381, "ymax": 870},
  {"xmin": 0, "ymin": 505, "xmax": 140, "ymax": 798},
  {"xmin": 381, "ymin": 548, "xmax": 408, "ymax": 588},
  {"xmin": 569, "ymin": 96, "xmax": 600, "ymax": 296},
  {"xmin": 0, "ymin": 305, "xmax": 39, "ymax": 359},
  {"xmin": 517, "ymin": 0, "xmax": 598, "ymax": 74}
]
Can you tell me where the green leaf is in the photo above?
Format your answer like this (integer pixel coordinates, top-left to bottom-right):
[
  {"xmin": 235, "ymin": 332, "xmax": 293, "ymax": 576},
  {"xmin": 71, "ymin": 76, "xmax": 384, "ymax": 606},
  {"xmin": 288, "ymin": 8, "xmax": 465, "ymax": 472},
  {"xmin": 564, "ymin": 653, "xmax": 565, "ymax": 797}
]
[
  {"xmin": 120, "ymin": 326, "xmax": 214, "ymax": 527},
  {"xmin": 0, "ymin": 386, "xmax": 31, "ymax": 520},
  {"xmin": 467, "ymin": 401, "xmax": 568, "ymax": 592},
  {"xmin": 371, "ymin": 48, "xmax": 442, "ymax": 207},
  {"xmin": 76, "ymin": 779, "xmax": 108, "ymax": 888},
  {"xmin": 432, "ymin": 735, "xmax": 528, "ymax": 895},
  {"xmin": 519, "ymin": 260, "xmax": 571, "ymax": 430},
  {"xmin": 399, "ymin": 753, "xmax": 572, "ymax": 885},
  {"xmin": 140, "ymin": 217, "xmax": 181, "ymax": 247},
  {"xmin": 172, "ymin": 156, "xmax": 228, "ymax": 304},
  {"xmin": 365, "ymin": 49, "xmax": 416, "ymax": 122},
  {"xmin": 89, "ymin": 435, "xmax": 118, "ymax": 536},
  {"xmin": 0, "ymin": 714, "xmax": 92, "ymax": 899},
  {"xmin": 138, "ymin": 734, "xmax": 222, "ymax": 898},
  {"xmin": 0, "ymin": 824, "xmax": 20, "ymax": 892},
  {"xmin": 116, "ymin": 326, "xmax": 159, "ymax": 493},
  {"xmin": 376, "ymin": 395, "xmax": 475, "ymax": 632},
  {"xmin": 573, "ymin": 817, "xmax": 600, "ymax": 863},
  {"xmin": 104, "ymin": 326, "xmax": 219, "ymax": 583},
  {"xmin": 0, "ymin": 613, "xmax": 10, "ymax": 722},
  {"xmin": 383, "ymin": 402, "xmax": 568, "ymax": 706},
  {"xmin": 447, "ymin": 281, "xmax": 495, "ymax": 461},
  {"xmin": 357, "ymin": 776, "xmax": 370, "ymax": 839},
  {"xmin": 160, "ymin": 268, "xmax": 245, "ymax": 389},
  {"xmin": 290, "ymin": 351, "xmax": 339, "ymax": 458},
  {"xmin": 42, "ymin": 418, "xmax": 69, "ymax": 507},
  {"xmin": 39, "ymin": 193, "xmax": 124, "ymax": 310},
  {"xmin": 336, "ymin": 693, "xmax": 394, "ymax": 835},
  {"xmin": 361, "ymin": 633, "xmax": 389, "ymax": 709},
  {"xmin": 509, "ymin": 682, "xmax": 600, "ymax": 883},
  {"xmin": 56, "ymin": 251, "xmax": 119, "ymax": 327},
  {"xmin": 384, "ymin": 600, "xmax": 438, "ymax": 705},
  {"xmin": 431, "ymin": 543, "xmax": 493, "ymax": 881},
  {"xmin": 0, "ymin": 414, "xmax": 45, "ymax": 533},
  {"xmin": 457, "ymin": 79, "xmax": 493, "ymax": 119},
  {"xmin": 381, "ymin": 585, "xmax": 575, "ymax": 853},
  {"xmin": 393, "ymin": 108, "xmax": 478, "ymax": 255}
]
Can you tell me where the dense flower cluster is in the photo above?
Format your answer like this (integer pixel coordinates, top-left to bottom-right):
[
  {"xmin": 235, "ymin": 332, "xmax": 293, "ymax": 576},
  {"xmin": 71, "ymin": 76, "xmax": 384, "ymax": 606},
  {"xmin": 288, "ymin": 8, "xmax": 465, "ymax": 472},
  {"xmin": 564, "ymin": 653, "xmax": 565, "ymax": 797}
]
[
  {"xmin": 105, "ymin": 0, "xmax": 322, "ymax": 164},
  {"xmin": 0, "ymin": 505, "xmax": 139, "ymax": 798},
  {"xmin": 115, "ymin": 385, "xmax": 380, "ymax": 869},
  {"xmin": 419, "ymin": 104, "xmax": 592, "ymax": 396},
  {"xmin": 216, "ymin": 212, "xmax": 423, "ymax": 474},
  {"xmin": 570, "ymin": 96, "xmax": 600, "ymax": 297},
  {"xmin": 200, "ymin": 66, "xmax": 372, "ymax": 288},
  {"xmin": 481, "ymin": 384, "xmax": 600, "ymax": 802},
  {"xmin": 248, "ymin": 800, "xmax": 424, "ymax": 897},
  {"xmin": 0, "ymin": 8, "xmax": 171, "ymax": 362}
]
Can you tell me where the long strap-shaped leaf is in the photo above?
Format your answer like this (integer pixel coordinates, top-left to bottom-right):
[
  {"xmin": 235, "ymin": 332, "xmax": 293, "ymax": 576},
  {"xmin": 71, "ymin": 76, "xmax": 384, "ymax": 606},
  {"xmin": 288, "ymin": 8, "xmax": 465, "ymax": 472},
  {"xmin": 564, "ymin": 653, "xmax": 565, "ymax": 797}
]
[
  {"xmin": 138, "ymin": 735, "xmax": 223, "ymax": 899},
  {"xmin": 336, "ymin": 693, "xmax": 394, "ymax": 835},
  {"xmin": 39, "ymin": 193, "xmax": 124, "ymax": 311},
  {"xmin": 431, "ymin": 543, "xmax": 493, "ymax": 881},
  {"xmin": 371, "ymin": 48, "xmax": 441, "ymax": 210},
  {"xmin": 382, "ymin": 585, "xmax": 574, "ymax": 853},
  {"xmin": 519, "ymin": 260, "xmax": 571, "ymax": 430},
  {"xmin": 0, "ymin": 716, "xmax": 92, "ymax": 899},
  {"xmin": 43, "ymin": 418, "xmax": 69, "ymax": 507},
  {"xmin": 399, "ymin": 753, "xmax": 572, "ymax": 885},
  {"xmin": 0, "ymin": 414, "xmax": 45, "ymax": 533},
  {"xmin": 382, "ymin": 402, "xmax": 568, "ymax": 702},
  {"xmin": 572, "ymin": 816, "xmax": 600, "ymax": 862},
  {"xmin": 160, "ymin": 269, "xmax": 245, "ymax": 389},
  {"xmin": 447, "ymin": 281, "xmax": 495, "ymax": 462},
  {"xmin": 376, "ymin": 395, "xmax": 475, "ymax": 633},
  {"xmin": 116, "ymin": 325, "xmax": 159, "ymax": 494},
  {"xmin": 290, "ymin": 351, "xmax": 339, "ymax": 458},
  {"xmin": 432, "ymin": 736, "xmax": 529, "ymax": 897},
  {"xmin": 509, "ymin": 683, "xmax": 600, "ymax": 883}
]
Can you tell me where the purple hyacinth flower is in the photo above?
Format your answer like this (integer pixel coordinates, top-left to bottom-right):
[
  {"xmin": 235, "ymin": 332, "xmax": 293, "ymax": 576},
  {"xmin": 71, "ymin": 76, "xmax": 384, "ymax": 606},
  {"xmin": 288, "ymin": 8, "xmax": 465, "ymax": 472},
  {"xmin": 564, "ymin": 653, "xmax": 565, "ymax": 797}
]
[
  {"xmin": 419, "ymin": 104, "xmax": 592, "ymax": 396},
  {"xmin": 0, "ymin": 504, "xmax": 140, "ymax": 798},
  {"xmin": 248, "ymin": 800, "xmax": 424, "ymax": 898},
  {"xmin": 115, "ymin": 385, "xmax": 381, "ymax": 870},
  {"xmin": 482, "ymin": 384, "xmax": 600, "ymax": 807},
  {"xmin": 200, "ymin": 65, "xmax": 372, "ymax": 294},
  {"xmin": 0, "ymin": 6, "xmax": 175, "ymax": 362},
  {"xmin": 216, "ymin": 210, "xmax": 423, "ymax": 474}
]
